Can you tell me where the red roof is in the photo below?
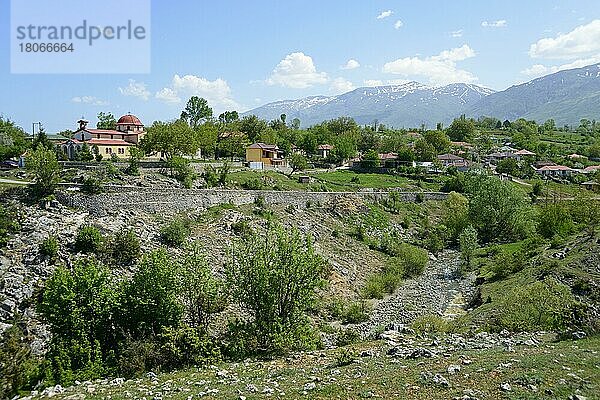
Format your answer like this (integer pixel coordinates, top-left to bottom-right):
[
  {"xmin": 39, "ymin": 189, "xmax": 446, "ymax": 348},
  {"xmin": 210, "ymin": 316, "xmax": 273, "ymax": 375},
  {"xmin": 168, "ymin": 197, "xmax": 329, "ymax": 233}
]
[
  {"xmin": 583, "ymin": 165, "xmax": 600, "ymax": 172},
  {"xmin": 116, "ymin": 114, "xmax": 143, "ymax": 125},
  {"xmin": 538, "ymin": 165, "xmax": 572, "ymax": 171}
]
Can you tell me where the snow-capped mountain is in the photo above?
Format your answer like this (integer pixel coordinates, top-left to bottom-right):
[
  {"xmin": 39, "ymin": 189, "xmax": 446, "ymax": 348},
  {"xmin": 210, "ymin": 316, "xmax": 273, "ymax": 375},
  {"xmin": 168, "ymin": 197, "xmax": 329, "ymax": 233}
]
[
  {"xmin": 464, "ymin": 63, "xmax": 600, "ymax": 125},
  {"xmin": 243, "ymin": 63, "xmax": 600, "ymax": 128},
  {"xmin": 243, "ymin": 82, "xmax": 496, "ymax": 128}
]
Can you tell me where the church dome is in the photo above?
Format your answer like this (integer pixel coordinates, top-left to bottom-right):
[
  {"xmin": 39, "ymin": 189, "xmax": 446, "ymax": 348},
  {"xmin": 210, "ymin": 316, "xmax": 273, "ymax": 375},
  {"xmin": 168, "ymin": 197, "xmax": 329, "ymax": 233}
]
[{"xmin": 116, "ymin": 114, "xmax": 143, "ymax": 126}]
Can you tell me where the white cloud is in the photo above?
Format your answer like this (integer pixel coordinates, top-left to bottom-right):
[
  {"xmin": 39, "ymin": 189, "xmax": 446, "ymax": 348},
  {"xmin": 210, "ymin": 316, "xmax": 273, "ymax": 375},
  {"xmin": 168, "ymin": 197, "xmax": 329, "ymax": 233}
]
[
  {"xmin": 266, "ymin": 52, "xmax": 328, "ymax": 89},
  {"xmin": 118, "ymin": 79, "xmax": 150, "ymax": 101},
  {"xmin": 529, "ymin": 19, "xmax": 600, "ymax": 60},
  {"xmin": 364, "ymin": 79, "xmax": 383, "ymax": 87},
  {"xmin": 386, "ymin": 79, "xmax": 412, "ymax": 85},
  {"xmin": 341, "ymin": 59, "xmax": 360, "ymax": 70},
  {"xmin": 481, "ymin": 20, "xmax": 507, "ymax": 28},
  {"xmin": 155, "ymin": 74, "xmax": 239, "ymax": 110},
  {"xmin": 521, "ymin": 55, "xmax": 600, "ymax": 78},
  {"xmin": 376, "ymin": 10, "xmax": 393, "ymax": 19},
  {"xmin": 330, "ymin": 77, "xmax": 355, "ymax": 94},
  {"xmin": 71, "ymin": 96, "xmax": 109, "ymax": 106},
  {"xmin": 155, "ymin": 88, "xmax": 181, "ymax": 104},
  {"xmin": 394, "ymin": 20, "xmax": 404, "ymax": 29},
  {"xmin": 451, "ymin": 30, "xmax": 463, "ymax": 38},
  {"xmin": 383, "ymin": 45, "xmax": 477, "ymax": 85}
]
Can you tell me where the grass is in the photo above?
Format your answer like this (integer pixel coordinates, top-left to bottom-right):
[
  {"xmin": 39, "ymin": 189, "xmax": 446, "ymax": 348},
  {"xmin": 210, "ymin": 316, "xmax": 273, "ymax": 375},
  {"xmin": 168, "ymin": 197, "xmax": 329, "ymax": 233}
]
[
  {"xmin": 32, "ymin": 335, "xmax": 600, "ymax": 399},
  {"xmin": 226, "ymin": 169, "xmax": 444, "ymax": 192}
]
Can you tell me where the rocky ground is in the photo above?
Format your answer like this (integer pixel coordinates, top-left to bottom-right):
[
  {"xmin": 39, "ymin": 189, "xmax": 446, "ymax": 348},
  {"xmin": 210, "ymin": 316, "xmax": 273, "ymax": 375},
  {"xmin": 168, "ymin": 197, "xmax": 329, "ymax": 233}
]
[
  {"xmin": 354, "ymin": 250, "xmax": 475, "ymax": 338},
  {"xmin": 21, "ymin": 331, "xmax": 600, "ymax": 399}
]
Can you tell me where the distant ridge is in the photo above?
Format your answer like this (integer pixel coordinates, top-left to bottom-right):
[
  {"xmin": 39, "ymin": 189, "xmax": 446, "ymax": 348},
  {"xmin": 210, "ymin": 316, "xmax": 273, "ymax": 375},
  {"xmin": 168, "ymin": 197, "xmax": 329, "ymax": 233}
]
[{"xmin": 243, "ymin": 63, "xmax": 600, "ymax": 127}]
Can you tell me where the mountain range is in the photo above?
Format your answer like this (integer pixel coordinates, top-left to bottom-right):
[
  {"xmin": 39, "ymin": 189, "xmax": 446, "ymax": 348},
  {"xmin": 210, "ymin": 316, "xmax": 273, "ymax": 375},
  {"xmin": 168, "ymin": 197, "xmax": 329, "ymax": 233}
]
[{"xmin": 243, "ymin": 63, "xmax": 600, "ymax": 128}]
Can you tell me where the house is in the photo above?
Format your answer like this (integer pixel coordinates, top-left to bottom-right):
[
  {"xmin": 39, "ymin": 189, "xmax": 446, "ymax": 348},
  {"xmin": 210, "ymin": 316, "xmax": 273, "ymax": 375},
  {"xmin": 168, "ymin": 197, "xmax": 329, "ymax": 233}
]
[
  {"xmin": 583, "ymin": 165, "xmax": 600, "ymax": 174},
  {"xmin": 245, "ymin": 143, "xmax": 286, "ymax": 167},
  {"xmin": 316, "ymin": 144, "xmax": 333, "ymax": 158},
  {"xmin": 437, "ymin": 153, "xmax": 471, "ymax": 170},
  {"xmin": 582, "ymin": 180, "xmax": 600, "ymax": 192},
  {"xmin": 535, "ymin": 165, "xmax": 574, "ymax": 178},
  {"xmin": 568, "ymin": 153, "xmax": 587, "ymax": 160},
  {"xmin": 513, "ymin": 149, "xmax": 536, "ymax": 161},
  {"xmin": 60, "ymin": 114, "xmax": 146, "ymax": 160}
]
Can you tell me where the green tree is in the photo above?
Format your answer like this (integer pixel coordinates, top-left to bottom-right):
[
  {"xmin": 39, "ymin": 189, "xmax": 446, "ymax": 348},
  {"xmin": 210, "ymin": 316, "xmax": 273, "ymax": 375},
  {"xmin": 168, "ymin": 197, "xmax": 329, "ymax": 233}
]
[
  {"xmin": 38, "ymin": 259, "xmax": 118, "ymax": 384},
  {"xmin": 447, "ymin": 116, "xmax": 475, "ymax": 142},
  {"xmin": 141, "ymin": 120, "xmax": 199, "ymax": 160},
  {"xmin": 180, "ymin": 96, "xmax": 213, "ymax": 128},
  {"xmin": 496, "ymin": 158, "xmax": 520, "ymax": 176},
  {"xmin": 459, "ymin": 225, "xmax": 478, "ymax": 266},
  {"xmin": 226, "ymin": 225, "xmax": 325, "ymax": 353},
  {"xmin": 442, "ymin": 191, "xmax": 469, "ymax": 243},
  {"xmin": 120, "ymin": 249, "xmax": 184, "ymax": 338},
  {"xmin": 178, "ymin": 243, "xmax": 227, "ymax": 330},
  {"xmin": 218, "ymin": 110, "xmax": 239, "ymax": 125},
  {"xmin": 423, "ymin": 130, "xmax": 450, "ymax": 153},
  {"xmin": 289, "ymin": 153, "xmax": 308, "ymax": 175},
  {"xmin": 27, "ymin": 146, "xmax": 61, "ymax": 197},
  {"xmin": 0, "ymin": 117, "xmax": 28, "ymax": 161},
  {"xmin": 465, "ymin": 174, "xmax": 533, "ymax": 242},
  {"xmin": 32, "ymin": 127, "xmax": 53, "ymax": 151},
  {"xmin": 361, "ymin": 149, "xmax": 380, "ymax": 168},
  {"xmin": 414, "ymin": 138, "xmax": 436, "ymax": 162},
  {"xmin": 96, "ymin": 112, "xmax": 117, "ymax": 130}
]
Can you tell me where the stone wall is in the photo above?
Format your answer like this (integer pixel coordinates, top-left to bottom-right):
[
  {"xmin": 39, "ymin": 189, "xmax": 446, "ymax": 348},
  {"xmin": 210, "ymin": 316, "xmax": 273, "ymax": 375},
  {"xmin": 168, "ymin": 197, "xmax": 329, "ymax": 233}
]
[{"xmin": 56, "ymin": 187, "xmax": 448, "ymax": 217}]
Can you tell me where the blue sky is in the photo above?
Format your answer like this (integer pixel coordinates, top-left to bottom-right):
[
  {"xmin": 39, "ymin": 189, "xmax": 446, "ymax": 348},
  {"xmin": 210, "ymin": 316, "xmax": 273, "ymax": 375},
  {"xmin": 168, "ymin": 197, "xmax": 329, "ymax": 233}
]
[{"xmin": 1, "ymin": 0, "xmax": 600, "ymax": 133}]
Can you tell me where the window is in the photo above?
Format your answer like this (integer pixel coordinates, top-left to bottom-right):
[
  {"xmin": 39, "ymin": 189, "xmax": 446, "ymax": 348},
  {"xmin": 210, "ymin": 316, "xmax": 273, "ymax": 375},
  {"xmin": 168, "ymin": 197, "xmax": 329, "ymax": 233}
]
[
  {"xmin": 105, "ymin": 148, "xmax": 112, "ymax": 154},
  {"xmin": 118, "ymin": 148, "xmax": 124, "ymax": 154}
]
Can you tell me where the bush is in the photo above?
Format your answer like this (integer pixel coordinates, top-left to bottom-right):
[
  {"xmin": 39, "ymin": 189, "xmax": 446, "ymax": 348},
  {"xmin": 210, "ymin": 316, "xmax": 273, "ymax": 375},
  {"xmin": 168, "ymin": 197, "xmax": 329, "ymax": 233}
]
[
  {"xmin": 537, "ymin": 201, "xmax": 573, "ymax": 239},
  {"xmin": 0, "ymin": 324, "xmax": 40, "ymax": 398},
  {"xmin": 242, "ymin": 178, "xmax": 263, "ymax": 190},
  {"xmin": 412, "ymin": 314, "xmax": 451, "ymax": 335},
  {"xmin": 39, "ymin": 236, "xmax": 59, "ymax": 261},
  {"xmin": 110, "ymin": 229, "xmax": 141, "ymax": 264},
  {"xmin": 156, "ymin": 325, "xmax": 221, "ymax": 371},
  {"xmin": 38, "ymin": 260, "xmax": 118, "ymax": 385},
  {"xmin": 231, "ymin": 220, "xmax": 253, "ymax": 237},
  {"xmin": 342, "ymin": 301, "xmax": 371, "ymax": 324},
  {"xmin": 74, "ymin": 225, "xmax": 104, "ymax": 253},
  {"xmin": 335, "ymin": 328, "xmax": 361, "ymax": 347},
  {"xmin": 167, "ymin": 156, "xmax": 196, "ymax": 188},
  {"xmin": 335, "ymin": 348, "xmax": 355, "ymax": 366},
  {"xmin": 160, "ymin": 218, "xmax": 190, "ymax": 247},
  {"xmin": 27, "ymin": 146, "xmax": 61, "ymax": 197},
  {"xmin": 80, "ymin": 177, "xmax": 103, "ymax": 194},
  {"xmin": 0, "ymin": 203, "xmax": 21, "ymax": 247},
  {"xmin": 226, "ymin": 224, "xmax": 326, "ymax": 355},
  {"xmin": 497, "ymin": 277, "xmax": 584, "ymax": 332},
  {"xmin": 394, "ymin": 243, "xmax": 428, "ymax": 278}
]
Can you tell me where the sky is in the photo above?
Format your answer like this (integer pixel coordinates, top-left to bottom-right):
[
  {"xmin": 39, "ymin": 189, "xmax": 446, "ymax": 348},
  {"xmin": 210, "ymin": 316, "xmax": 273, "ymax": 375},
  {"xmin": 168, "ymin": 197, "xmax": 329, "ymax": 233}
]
[{"xmin": 1, "ymin": 0, "xmax": 600, "ymax": 133}]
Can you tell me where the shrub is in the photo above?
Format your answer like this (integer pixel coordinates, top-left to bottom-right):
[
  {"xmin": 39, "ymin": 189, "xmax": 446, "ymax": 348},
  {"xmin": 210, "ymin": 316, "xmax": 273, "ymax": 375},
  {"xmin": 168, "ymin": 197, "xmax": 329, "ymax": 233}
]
[
  {"xmin": 177, "ymin": 243, "xmax": 227, "ymax": 330},
  {"xmin": 39, "ymin": 236, "xmax": 59, "ymax": 261},
  {"xmin": 363, "ymin": 274, "xmax": 386, "ymax": 299},
  {"xmin": 168, "ymin": 156, "xmax": 196, "ymax": 189},
  {"xmin": 343, "ymin": 301, "xmax": 371, "ymax": 324},
  {"xmin": 80, "ymin": 177, "xmax": 103, "ymax": 194},
  {"xmin": 160, "ymin": 218, "xmax": 190, "ymax": 247},
  {"xmin": 156, "ymin": 325, "xmax": 221, "ymax": 371},
  {"xmin": 242, "ymin": 178, "xmax": 263, "ymax": 190},
  {"xmin": 27, "ymin": 146, "xmax": 61, "ymax": 197},
  {"xmin": 394, "ymin": 243, "xmax": 428, "ymax": 278},
  {"xmin": 459, "ymin": 225, "xmax": 478, "ymax": 267},
  {"xmin": 0, "ymin": 324, "xmax": 40, "ymax": 398},
  {"xmin": 110, "ymin": 229, "xmax": 141, "ymax": 264},
  {"xmin": 119, "ymin": 249, "xmax": 184, "ymax": 339},
  {"xmin": 335, "ymin": 348, "xmax": 355, "ymax": 366},
  {"xmin": 74, "ymin": 225, "xmax": 103, "ymax": 253},
  {"xmin": 497, "ymin": 277, "xmax": 584, "ymax": 332},
  {"xmin": 537, "ymin": 201, "xmax": 573, "ymax": 239},
  {"xmin": 335, "ymin": 328, "xmax": 361, "ymax": 347},
  {"xmin": 412, "ymin": 314, "xmax": 450, "ymax": 335},
  {"xmin": 0, "ymin": 204, "xmax": 21, "ymax": 247},
  {"xmin": 38, "ymin": 260, "xmax": 118, "ymax": 385},
  {"xmin": 226, "ymin": 224, "xmax": 326, "ymax": 355},
  {"xmin": 231, "ymin": 220, "xmax": 253, "ymax": 237}
]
